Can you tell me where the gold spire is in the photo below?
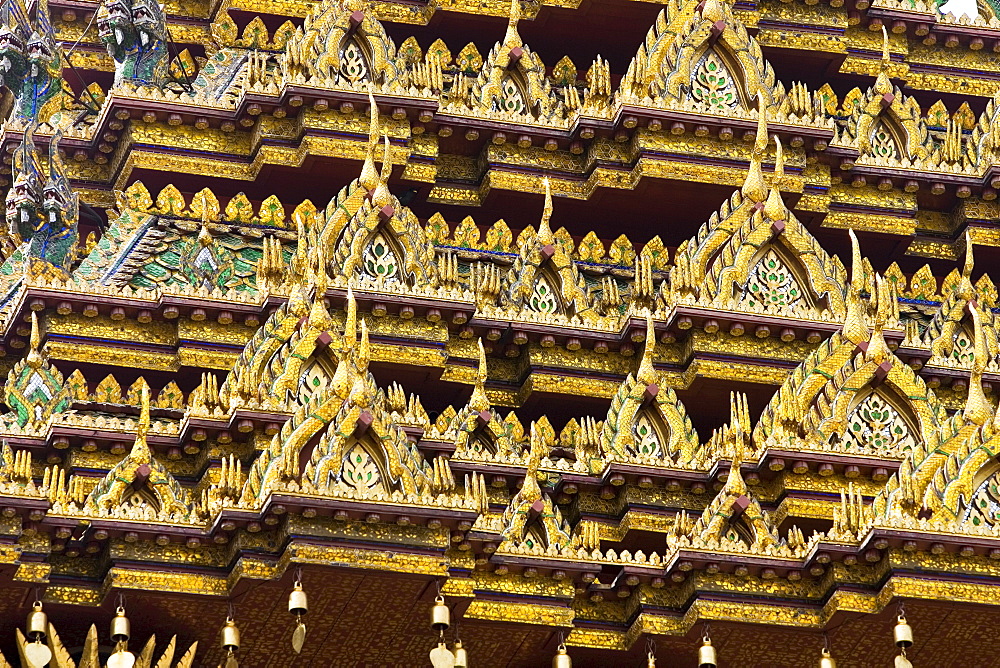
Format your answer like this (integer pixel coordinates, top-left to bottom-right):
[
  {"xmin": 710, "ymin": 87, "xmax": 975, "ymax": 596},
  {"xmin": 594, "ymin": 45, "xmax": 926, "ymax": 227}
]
[
  {"xmin": 538, "ymin": 177, "xmax": 554, "ymax": 244},
  {"xmin": 843, "ymin": 229, "xmax": 869, "ymax": 345},
  {"xmin": 359, "ymin": 92, "xmax": 381, "ymax": 190},
  {"xmin": 636, "ymin": 314, "xmax": 657, "ymax": 385},
  {"xmin": 964, "ymin": 303, "xmax": 991, "ymax": 425},
  {"xmin": 26, "ymin": 312, "xmax": 43, "ymax": 370},
  {"xmin": 741, "ymin": 97, "xmax": 769, "ymax": 203},
  {"xmin": 469, "ymin": 338, "xmax": 490, "ymax": 412}
]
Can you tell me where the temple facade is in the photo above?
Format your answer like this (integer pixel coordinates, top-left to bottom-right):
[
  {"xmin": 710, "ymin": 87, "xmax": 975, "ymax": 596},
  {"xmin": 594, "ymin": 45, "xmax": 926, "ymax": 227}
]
[{"xmin": 0, "ymin": 0, "xmax": 998, "ymax": 664}]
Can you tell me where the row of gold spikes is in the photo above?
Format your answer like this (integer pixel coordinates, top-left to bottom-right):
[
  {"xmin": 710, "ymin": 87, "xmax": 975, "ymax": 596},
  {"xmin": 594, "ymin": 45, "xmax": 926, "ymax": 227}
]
[{"xmin": 118, "ymin": 179, "xmax": 991, "ymax": 303}]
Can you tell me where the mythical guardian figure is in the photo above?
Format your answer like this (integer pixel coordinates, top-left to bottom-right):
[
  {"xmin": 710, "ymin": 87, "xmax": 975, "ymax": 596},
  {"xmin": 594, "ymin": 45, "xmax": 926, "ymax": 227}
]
[
  {"xmin": 5, "ymin": 126, "xmax": 79, "ymax": 276},
  {"xmin": 97, "ymin": 0, "xmax": 168, "ymax": 86},
  {"xmin": 0, "ymin": 0, "xmax": 73, "ymax": 122}
]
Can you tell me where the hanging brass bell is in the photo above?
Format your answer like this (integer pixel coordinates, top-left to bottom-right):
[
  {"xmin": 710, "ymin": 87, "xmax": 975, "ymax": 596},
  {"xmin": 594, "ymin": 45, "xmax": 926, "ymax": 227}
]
[
  {"xmin": 819, "ymin": 648, "xmax": 837, "ymax": 668},
  {"xmin": 288, "ymin": 582, "xmax": 308, "ymax": 616},
  {"xmin": 893, "ymin": 615, "xmax": 913, "ymax": 648},
  {"xmin": 698, "ymin": 637, "xmax": 717, "ymax": 668},
  {"xmin": 431, "ymin": 595, "xmax": 450, "ymax": 632},
  {"xmin": 110, "ymin": 606, "xmax": 131, "ymax": 643},
  {"xmin": 221, "ymin": 617, "xmax": 241, "ymax": 651},
  {"xmin": 552, "ymin": 643, "xmax": 572, "ymax": 668},
  {"xmin": 453, "ymin": 640, "xmax": 468, "ymax": 668},
  {"xmin": 26, "ymin": 602, "xmax": 47, "ymax": 639}
]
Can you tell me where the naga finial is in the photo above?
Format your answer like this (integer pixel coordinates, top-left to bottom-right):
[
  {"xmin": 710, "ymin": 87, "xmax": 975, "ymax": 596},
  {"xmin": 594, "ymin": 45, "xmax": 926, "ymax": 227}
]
[
  {"xmin": 359, "ymin": 91, "xmax": 381, "ymax": 190},
  {"xmin": 881, "ymin": 24, "xmax": 890, "ymax": 66},
  {"xmin": 965, "ymin": 302, "xmax": 991, "ymax": 425},
  {"xmin": 957, "ymin": 229, "xmax": 976, "ymax": 301},
  {"xmin": 538, "ymin": 177, "xmax": 554, "ymax": 245},
  {"xmin": 469, "ymin": 338, "xmax": 490, "ymax": 412},
  {"xmin": 130, "ymin": 384, "xmax": 151, "ymax": 461},
  {"xmin": 741, "ymin": 94, "xmax": 769, "ymax": 203},
  {"xmin": 636, "ymin": 314, "xmax": 657, "ymax": 386},
  {"xmin": 358, "ymin": 318, "xmax": 370, "ymax": 373},
  {"xmin": 521, "ymin": 423, "xmax": 544, "ymax": 502},
  {"xmin": 503, "ymin": 0, "xmax": 522, "ymax": 50},
  {"xmin": 26, "ymin": 311, "xmax": 43, "ymax": 370},
  {"xmin": 763, "ymin": 136, "xmax": 787, "ymax": 222},
  {"xmin": 874, "ymin": 25, "xmax": 893, "ymax": 96},
  {"xmin": 864, "ymin": 275, "xmax": 892, "ymax": 364},
  {"xmin": 344, "ymin": 285, "xmax": 358, "ymax": 351},
  {"xmin": 843, "ymin": 229, "xmax": 869, "ymax": 345},
  {"xmin": 372, "ymin": 134, "xmax": 393, "ymax": 208},
  {"xmin": 773, "ymin": 134, "xmax": 784, "ymax": 181},
  {"xmin": 308, "ymin": 247, "xmax": 331, "ymax": 329}
]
